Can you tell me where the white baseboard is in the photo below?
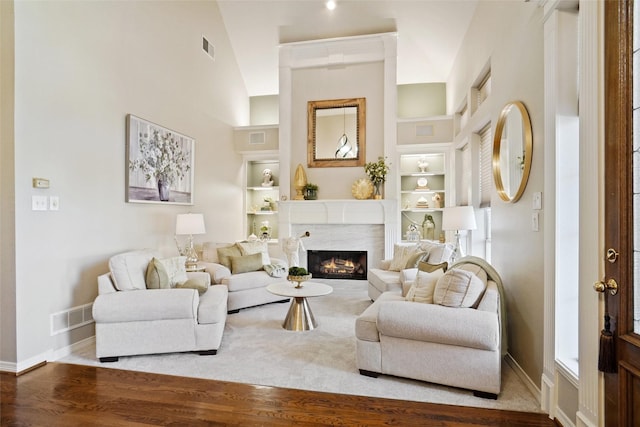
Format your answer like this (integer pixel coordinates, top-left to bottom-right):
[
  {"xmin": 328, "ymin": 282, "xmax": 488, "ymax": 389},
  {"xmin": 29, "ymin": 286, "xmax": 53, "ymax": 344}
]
[
  {"xmin": 0, "ymin": 337, "xmax": 95, "ymax": 374},
  {"xmin": 505, "ymin": 353, "xmax": 542, "ymax": 405},
  {"xmin": 0, "ymin": 350, "xmax": 51, "ymax": 374},
  {"xmin": 576, "ymin": 411, "xmax": 598, "ymax": 427},
  {"xmin": 50, "ymin": 336, "xmax": 95, "ymax": 361}
]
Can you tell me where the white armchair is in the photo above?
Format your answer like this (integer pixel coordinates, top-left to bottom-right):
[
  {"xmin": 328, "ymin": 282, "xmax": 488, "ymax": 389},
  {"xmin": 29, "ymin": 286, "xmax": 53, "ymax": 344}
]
[{"xmin": 93, "ymin": 250, "xmax": 228, "ymax": 362}]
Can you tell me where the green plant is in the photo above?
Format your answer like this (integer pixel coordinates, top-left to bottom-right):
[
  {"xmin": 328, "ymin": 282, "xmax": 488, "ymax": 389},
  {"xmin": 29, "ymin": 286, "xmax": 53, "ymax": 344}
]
[
  {"xmin": 304, "ymin": 183, "xmax": 318, "ymax": 191},
  {"xmin": 288, "ymin": 266, "xmax": 308, "ymax": 276},
  {"xmin": 364, "ymin": 156, "xmax": 391, "ymax": 184}
]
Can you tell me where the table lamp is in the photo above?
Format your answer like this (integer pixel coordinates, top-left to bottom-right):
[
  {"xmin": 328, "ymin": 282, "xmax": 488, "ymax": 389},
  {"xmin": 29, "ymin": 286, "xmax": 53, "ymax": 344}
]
[
  {"xmin": 442, "ymin": 206, "xmax": 477, "ymax": 262},
  {"xmin": 176, "ymin": 213, "xmax": 206, "ymax": 268}
]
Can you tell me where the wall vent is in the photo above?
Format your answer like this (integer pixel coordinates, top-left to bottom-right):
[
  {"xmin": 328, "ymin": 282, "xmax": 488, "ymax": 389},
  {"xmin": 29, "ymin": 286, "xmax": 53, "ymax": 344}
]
[
  {"xmin": 415, "ymin": 124, "xmax": 434, "ymax": 137},
  {"xmin": 50, "ymin": 303, "xmax": 94, "ymax": 336},
  {"xmin": 249, "ymin": 132, "xmax": 266, "ymax": 145},
  {"xmin": 202, "ymin": 36, "xmax": 215, "ymax": 60}
]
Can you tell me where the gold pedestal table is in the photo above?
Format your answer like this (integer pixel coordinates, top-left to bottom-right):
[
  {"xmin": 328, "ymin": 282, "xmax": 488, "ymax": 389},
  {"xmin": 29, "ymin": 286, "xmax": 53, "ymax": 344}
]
[{"xmin": 266, "ymin": 281, "xmax": 333, "ymax": 331}]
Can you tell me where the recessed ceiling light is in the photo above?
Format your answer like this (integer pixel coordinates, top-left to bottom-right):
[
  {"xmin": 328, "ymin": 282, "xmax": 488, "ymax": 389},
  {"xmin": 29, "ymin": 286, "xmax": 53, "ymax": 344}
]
[{"xmin": 326, "ymin": 0, "xmax": 336, "ymax": 11}]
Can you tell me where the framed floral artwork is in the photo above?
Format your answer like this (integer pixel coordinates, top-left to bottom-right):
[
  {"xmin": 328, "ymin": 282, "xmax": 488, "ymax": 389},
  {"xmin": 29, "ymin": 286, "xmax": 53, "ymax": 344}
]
[{"xmin": 126, "ymin": 114, "xmax": 194, "ymax": 204}]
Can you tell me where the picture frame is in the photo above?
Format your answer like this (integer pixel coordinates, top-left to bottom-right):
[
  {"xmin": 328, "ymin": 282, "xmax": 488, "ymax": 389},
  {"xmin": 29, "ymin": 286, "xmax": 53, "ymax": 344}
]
[{"xmin": 126, "ymin": 114, "xmax": 195, "ymax": 205}]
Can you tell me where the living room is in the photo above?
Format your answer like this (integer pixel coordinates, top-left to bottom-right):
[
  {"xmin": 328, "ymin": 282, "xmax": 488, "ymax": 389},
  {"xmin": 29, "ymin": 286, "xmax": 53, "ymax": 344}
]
[{"xmin": 1, "ymin": 1, "xmax": 605, "ymax": 425}]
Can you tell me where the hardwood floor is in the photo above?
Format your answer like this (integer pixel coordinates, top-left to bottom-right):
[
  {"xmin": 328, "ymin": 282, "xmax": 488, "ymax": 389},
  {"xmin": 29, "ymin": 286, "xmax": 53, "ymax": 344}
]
[{"xmin": 1, "ymin": 363, "xmax": 557, "ymax": 426}]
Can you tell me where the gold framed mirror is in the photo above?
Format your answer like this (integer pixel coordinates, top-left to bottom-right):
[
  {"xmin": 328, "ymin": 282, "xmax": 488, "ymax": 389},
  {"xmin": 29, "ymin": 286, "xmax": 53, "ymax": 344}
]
[
  {"xmin": 307, "ymin": 98, "xmax": 366, "ymax": 167},
  {"xmin": 492, "ymin": 101, "xmax": 533, "ymax": 203}
]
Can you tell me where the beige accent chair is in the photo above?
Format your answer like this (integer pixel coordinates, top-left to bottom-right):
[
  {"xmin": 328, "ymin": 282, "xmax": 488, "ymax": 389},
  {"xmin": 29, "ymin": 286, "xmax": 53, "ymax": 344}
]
[
  {"xmin": 356, "ymin": 256, "xmax": 506, "ymax": 399},
  {"xmin": 367, "ymin": 241, "xmax": 454, "ymax": 300},
  {"xmin": 93, "ymin": 250, "xmax": 228, "ymax": 362}
]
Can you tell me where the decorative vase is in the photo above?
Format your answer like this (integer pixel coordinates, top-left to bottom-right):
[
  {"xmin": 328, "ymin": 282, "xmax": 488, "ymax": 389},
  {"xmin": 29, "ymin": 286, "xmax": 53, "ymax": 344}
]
[
  {"xmin": 373, "ymin": 181, "xmax": 383, "ymax": 200},
  {"xmin": 287, "ymin": 274, "xmax": 312, "ymax": 288},
  {"xmin": 157, "ymin": 178, "xmax": 170, "ymax": 201},
  {"xmin": 305, "ymin": 189, "xmax": 318, "ymax": 200}
]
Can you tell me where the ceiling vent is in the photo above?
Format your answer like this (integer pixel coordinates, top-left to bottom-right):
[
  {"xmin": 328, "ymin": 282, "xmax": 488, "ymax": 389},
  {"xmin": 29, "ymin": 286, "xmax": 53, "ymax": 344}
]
[
  {"xmin": 202, "ymin": 36, "xmax": 215, "ymax": 60},
  {"xmin": 415, "ymin": 124, "xmax": 434, "ymax": 137}
]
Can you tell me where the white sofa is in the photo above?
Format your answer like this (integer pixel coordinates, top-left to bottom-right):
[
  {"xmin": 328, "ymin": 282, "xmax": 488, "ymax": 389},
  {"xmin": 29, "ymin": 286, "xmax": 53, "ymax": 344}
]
[
  {"xmin": 367, "ymin": 240, "xmax": 455, "ymax": 300},
  {"xmin": 356, "ymin": 256, "xmax": 506, "ymax": 398},
  {"xmin": 93, "ymin": 250, "xmax": 228, "ymax": 362},
  {"xmin": 198, "ymin": 241, "xmax": 289, "ymax": 313}
]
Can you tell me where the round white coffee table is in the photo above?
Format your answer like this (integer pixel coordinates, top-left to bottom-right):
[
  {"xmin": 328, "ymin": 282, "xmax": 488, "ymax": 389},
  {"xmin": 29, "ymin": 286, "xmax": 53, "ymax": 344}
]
[{"xmin": 266, "ymin": 281, "xmax": 333, "ymax": 331}]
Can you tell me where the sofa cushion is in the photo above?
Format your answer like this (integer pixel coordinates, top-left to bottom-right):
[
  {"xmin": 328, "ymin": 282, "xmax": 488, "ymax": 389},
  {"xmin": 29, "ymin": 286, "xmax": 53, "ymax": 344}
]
[
  {"xmin": 389, "ymin": 243, "xmax": 421, "ymax": 272},
  {"xmin": 217, "ymin": 244, "xmax": 242, "ymax": 269},
  {"xmin": 405, "ymin": 268, "xmax": 445, "ymax": 304},
  {"xmin": 109, "ymin": 250, "xmax": 156, "ymax": 291},
  {"xmin": 230, "ymin": 253, "xmax": 263, "ymax": 274},
  {"xmin": 420, "ymin": 241, "xmax": 455, "ymax": 264},
  {"xmin": 236, "ymin": 241, "xmax": 271, "ymax": 265},
  {"xmin": 222, "ymin": 270, "xmax": 278, "ymax": 292},
  {"xmin": 146, "ymin": 257, "xmax": 188, "ymax": 289},
  {"xmin": 418, "ymin": 261, "xmax": 448, "ymax": 273},
  {"xmin": 175, "ymin": 278, "xmax": 208, "ymax": 295},
  {"xmin": 433, "ymin": 268, "xmax": 486, "ymax": 308},
  {"xmin": 368, "ymin": 268, "xmax": 402, "ymax": 295}
]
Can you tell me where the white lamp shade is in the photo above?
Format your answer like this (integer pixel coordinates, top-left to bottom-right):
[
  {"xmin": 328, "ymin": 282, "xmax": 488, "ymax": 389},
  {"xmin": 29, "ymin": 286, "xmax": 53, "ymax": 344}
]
[
  {"xmin": 176, "ymin": 213, "xmax": 206, "ymax": 235},
  {"xmin": 442, "ymin": 206, "xmax": 477, "ymax": 231}
]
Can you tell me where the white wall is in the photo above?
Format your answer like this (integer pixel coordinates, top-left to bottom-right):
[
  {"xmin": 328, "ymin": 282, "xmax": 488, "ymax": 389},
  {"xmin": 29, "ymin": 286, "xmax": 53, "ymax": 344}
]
[
  {"xmin": 447, "ymin": 1, "xmax": 545, "ymax": 387},
  {"xmin": 3, "ymin": 0, "xmax": 249, "ymax": 368},
  {"xmin": 290, "ymin": 62, "xmax": 385, "ymax": 200}
]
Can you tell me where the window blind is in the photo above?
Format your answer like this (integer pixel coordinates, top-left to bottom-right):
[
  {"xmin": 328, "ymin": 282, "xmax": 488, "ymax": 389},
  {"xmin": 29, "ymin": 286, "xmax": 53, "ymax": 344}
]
[{"xmin": 479, "ymin": 124, "xmax": 493, "ymax": 207}]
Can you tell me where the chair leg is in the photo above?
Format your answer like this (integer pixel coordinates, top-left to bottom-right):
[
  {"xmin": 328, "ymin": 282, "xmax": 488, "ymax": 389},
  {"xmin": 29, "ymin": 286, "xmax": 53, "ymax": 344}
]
[
  {"xmin": 227, "ymin": 309, "xmax": 240, "ymax": 314},
  {"xmin": 359, "ymin": 369, "xmax": 380, "ymax": 378},
  {"xmin": 473, "ymin": 390, "xmax": 498, "ymax": 400},
  {"xmin": 198, "ymin": 349, "xmax": 217, "ymax": 356},
  {"xmin": 99, "ymin": 356, "xmax": 119, "ymax": 363}
]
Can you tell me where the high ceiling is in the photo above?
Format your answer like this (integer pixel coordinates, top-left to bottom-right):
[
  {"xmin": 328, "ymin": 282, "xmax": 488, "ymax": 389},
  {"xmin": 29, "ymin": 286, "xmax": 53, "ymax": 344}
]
[{"xmin": 217, "ymin": 0, "xmax": 479, "ymax": 97}]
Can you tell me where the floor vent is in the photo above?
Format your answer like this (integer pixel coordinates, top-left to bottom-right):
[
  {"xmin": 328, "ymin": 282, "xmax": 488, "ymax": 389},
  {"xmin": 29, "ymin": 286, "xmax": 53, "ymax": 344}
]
[{"xmin": 50, "ymin": 303, "xmax": 94, "ymax": 336}]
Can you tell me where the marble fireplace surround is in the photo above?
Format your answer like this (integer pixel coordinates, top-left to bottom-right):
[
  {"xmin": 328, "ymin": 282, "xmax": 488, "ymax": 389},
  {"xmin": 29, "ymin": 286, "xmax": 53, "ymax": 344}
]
[{"xmin": 278, "ymin": 200, "xmax": 398, "ymax": 270}]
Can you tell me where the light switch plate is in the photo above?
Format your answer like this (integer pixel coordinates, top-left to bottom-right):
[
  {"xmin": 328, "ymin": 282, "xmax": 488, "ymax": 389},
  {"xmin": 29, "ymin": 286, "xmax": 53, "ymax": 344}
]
[
  {"xmin": 32, "ymin": 195, "xmax": 48, "ymax": 211},
  {"xmin": 49, "ymin": 196, "xmax": 59, "ymax": 211},
  {"xmin": 533, "ymin": 192, "xmax": 542, "ymax": 210},
  {"xmin": 532, "ymin": 211, "xmax": 539, "ymax": 232}
]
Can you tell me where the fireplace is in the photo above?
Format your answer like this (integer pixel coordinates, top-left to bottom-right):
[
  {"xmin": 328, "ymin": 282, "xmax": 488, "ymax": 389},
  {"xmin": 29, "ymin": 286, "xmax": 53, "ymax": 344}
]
[{"xmin": 307, "ymin": 250, "xmax": 367, "ymax": 280}]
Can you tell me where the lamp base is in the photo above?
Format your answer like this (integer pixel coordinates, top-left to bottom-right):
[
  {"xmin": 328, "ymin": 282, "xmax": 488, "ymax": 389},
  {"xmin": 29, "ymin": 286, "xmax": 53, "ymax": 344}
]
[
  {"xmin": 184, "ymin": 236, "xmax": 199, "ymax": 268},
  {"xmin": 452, "ymin": 231, "xmax": 464, "ymax": 262}
]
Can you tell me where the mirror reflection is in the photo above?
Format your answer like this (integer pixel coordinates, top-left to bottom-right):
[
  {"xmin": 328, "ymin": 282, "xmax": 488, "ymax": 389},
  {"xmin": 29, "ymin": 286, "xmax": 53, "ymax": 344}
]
[
  {"xmin": 308, "ymin": 98, "xmax": 366, "ymax": 167},
  {"xmin": 492, "ymin": 101, "xmax": 532, "ymax": 203}
]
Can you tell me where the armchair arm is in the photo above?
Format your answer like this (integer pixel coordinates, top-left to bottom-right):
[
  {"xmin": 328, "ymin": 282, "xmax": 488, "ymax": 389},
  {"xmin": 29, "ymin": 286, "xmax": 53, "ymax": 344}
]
[
  {"xmin": 199, "ymin": 262, "xmax": 231, "ymax": 284},
  {"xmin": 377, "ymin": 301, "xmax": 499, "ymax": 351},
  {"xmin": 186, "ymin": 271, "xmax": 211, "ymax": 286},
  {"xmin": 93, "ymin": 288, "xmax": 198, "ymax": 323}
]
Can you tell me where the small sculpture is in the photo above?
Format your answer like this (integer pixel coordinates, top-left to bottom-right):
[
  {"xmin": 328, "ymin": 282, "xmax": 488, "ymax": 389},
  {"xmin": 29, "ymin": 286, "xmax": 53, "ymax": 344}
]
[
  {"xmin": 282, "ymin": 231, "xmax": 310, "ymax": 267},
  {"xmin": 261, "ymin": 168, "xmax": 274, "ymax": 187},
  {"xmin": 417, "ymin": 157, "xmax": 429, "ymax": 173},
  {"xmin": 432, "ymin": 193, "xmax": 442, "ymax": 209}
]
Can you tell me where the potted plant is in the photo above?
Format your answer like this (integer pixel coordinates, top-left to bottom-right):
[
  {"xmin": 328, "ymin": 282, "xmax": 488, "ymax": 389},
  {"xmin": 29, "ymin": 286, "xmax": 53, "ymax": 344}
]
[
  {"xmin": 287, "ymin": 266, "xmax": 311, "ymax": 288},
  {"xmin": 364, "ymin": 156, "xmax": 390, "ymax": 199},
  {"xmin": 304, "ymin": 183, "xmax": 318, "ymax": 200}
]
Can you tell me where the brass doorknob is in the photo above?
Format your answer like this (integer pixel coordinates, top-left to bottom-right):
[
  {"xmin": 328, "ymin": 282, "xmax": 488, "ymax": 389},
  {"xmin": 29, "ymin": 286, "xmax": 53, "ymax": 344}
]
[{"xmin": 594, "ymin": 278, "xmax": 618, "ymax": 296}]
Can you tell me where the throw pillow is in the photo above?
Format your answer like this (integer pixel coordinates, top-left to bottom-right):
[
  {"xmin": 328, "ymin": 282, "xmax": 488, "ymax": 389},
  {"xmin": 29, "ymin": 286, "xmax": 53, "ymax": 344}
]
[
  {"xmin": 217, "ymin": 244, "xmax": 242, "ymax": 269},
  {"xmin": 230, "ymin": 253, "xmax": 264, "ymax": 274},
  {"xmin": 175, "ymin": 278, "xmax": 208, "ymax": 295},
  {"xmin": 264, "ymin": 263, "xmax": 287, "ymax": 278},
  {"xmin": 388, "ymin": 243, "xmax": 420, "ymax": 272},
  {"xmin": 404, "ymin": 250, "xmax": 430, "ymax": 269},
  {"xmin": 418, "ymin": 261, "xmax": 448, "ymax": 273},
  {"xmin": 419, "ymin": 241, "xmax": 455, "ymax": 264},
  {"xmin": 433, "ymin": 268, "xmax": 486, "ymax": 308},
  {"xmin": 236, "ymin": 241, "xmax": 271, "ymax": 265},
  {"xmin": 405, "ymin": 268, "xmax": 445, "ymax": 304},
  {"xmin": 146, "ymin": 256, "xmax": 188, "ymax": 289}
]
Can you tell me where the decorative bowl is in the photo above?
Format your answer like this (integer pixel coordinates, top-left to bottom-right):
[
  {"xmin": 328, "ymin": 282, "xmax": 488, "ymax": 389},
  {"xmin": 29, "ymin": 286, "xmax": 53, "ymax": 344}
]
[{"xmin": 287, "ymin": 274, "xmax": 312, "ymax": 288}]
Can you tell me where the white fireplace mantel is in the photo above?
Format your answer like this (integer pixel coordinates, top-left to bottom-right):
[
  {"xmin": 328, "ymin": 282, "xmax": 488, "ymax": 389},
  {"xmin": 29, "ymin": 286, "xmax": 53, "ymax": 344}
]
[{"xmin": 278, "ymin": 199, "xmax": 398, "ymax": 257}]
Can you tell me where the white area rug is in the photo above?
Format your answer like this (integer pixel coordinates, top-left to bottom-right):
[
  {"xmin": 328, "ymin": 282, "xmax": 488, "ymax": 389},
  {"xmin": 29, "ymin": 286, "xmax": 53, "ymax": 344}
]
[{"xmin": 61, "ymin": 280, "xmax": 542, "ymax": 413}]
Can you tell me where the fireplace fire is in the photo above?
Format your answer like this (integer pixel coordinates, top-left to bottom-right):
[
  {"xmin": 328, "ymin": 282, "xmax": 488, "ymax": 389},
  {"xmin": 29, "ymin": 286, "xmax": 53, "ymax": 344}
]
[{"xmin": 307, "ymin": 250, "xmax": 367, "ymax": 280}]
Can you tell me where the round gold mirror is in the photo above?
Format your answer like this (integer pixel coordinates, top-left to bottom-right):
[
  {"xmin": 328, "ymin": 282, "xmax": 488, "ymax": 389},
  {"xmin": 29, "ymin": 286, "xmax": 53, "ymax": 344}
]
[{"xmin": 492, "ymin": 101, "xmax": 532, "ymax": 203}]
